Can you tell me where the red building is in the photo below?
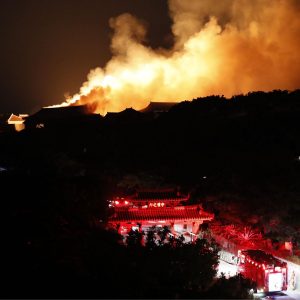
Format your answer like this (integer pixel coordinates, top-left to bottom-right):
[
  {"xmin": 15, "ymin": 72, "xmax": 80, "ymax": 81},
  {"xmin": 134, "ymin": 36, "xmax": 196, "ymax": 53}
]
[{"xmin": 107, "ymin": 190, "xmax": 214, "ymax": 242}]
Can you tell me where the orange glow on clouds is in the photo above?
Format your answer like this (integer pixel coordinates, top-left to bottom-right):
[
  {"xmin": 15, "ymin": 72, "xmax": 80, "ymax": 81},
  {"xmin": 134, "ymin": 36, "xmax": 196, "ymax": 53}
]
[{"xmin": 50, "ymin": 0, "xmax": 300, "ymax": 115}]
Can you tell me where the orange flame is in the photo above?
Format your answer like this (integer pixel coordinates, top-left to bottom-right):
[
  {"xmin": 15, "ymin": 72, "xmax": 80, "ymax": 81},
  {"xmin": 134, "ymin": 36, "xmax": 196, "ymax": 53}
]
[{"xmin": 50, "ymin": 0, "xmax": 300, "ymax": 115}]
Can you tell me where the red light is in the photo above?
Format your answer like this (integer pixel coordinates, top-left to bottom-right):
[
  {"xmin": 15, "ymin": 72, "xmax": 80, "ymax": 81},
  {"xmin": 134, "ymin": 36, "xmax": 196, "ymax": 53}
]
[
  {"xmin": 265, "ymin": 269, "xmax": 269, "ymax": 273},
  {"xmin": 124, "ymin": 201, "xmax": 129, "ymax": 205},
  {"xmin": 262, "ymin": 264, "xmax": 265, "ymax": 270},
  {"xmin": 115, "ymin": 201, "xmax": 119, "ymax": 205}
]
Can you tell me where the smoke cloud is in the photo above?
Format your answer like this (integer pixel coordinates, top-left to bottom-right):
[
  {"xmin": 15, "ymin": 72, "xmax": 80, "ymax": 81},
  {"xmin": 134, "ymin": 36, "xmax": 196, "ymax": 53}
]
[{"xmin": 56, "ymin": 0, "xmax": 300, "ymax": 114}]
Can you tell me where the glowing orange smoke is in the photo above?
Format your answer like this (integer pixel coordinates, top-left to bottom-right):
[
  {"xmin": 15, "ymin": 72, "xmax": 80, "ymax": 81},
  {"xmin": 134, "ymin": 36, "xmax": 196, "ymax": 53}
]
[{"xmin": 51, "ymin": 0, "xmax": 300, "ymax": 115}]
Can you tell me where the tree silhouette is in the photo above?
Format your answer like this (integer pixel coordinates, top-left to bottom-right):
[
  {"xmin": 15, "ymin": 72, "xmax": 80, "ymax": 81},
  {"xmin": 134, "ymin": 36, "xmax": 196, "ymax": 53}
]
[{"xmin": 126, "ymin": 229, "xmax": 144, "ymax": 248}]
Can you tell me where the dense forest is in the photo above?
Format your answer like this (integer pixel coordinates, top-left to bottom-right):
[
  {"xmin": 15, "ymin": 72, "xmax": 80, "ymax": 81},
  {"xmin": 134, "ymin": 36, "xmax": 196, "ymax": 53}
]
[{"xmin": 1, "ymin": 90, "xmax": 300, "ymax": 298}]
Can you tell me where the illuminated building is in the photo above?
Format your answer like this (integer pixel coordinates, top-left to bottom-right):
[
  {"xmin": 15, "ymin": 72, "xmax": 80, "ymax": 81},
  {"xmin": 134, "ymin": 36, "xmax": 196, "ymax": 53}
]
[
  {"xmin": 24, "ymin": 105, "xmax": 97, "ymax": 129},
  {"xmin": 107, "ymin": 190, "xmax": 214, "ymax": 242},
  {"xmin": 7, "ymin": 113, "xmax": 28, "ymax": 131}
]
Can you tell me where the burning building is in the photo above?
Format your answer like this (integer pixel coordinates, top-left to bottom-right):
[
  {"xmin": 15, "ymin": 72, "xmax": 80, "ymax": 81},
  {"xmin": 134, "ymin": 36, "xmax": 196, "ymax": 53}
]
[
  {"xmin": 7, "ymin": 113, "xmax": 28, "ymax": 131},
  {"xmin": 139, "ymin": 102, "xmax": 177, "ymax": 118},
  {"xmin": 24, "ymin": 105, "xmax": 102, "ymax": 130},
  {"xmin": 107, "ymin": 189, "xmax": 214, "ymax": 242},
  {"xmin": 140, "ymin": 102, "xmax": 177, "ymax": 113},
  {"xmin": 45, "ymin": 0, "xmax": 300, "ymax": 115}
]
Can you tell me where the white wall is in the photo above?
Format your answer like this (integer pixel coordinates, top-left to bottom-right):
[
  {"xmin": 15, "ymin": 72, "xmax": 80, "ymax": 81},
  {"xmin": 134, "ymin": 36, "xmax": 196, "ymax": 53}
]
[{"xmin": 275, "ymin": 257, "xmax": 300, "ymax": 291}]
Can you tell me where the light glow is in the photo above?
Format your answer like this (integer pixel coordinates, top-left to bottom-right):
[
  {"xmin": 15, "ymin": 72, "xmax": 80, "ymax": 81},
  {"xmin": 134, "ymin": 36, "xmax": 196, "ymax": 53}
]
[
  {"xmin": 268, "ymin": 272, "xmax": 283, "ymax": 292},
  {"xmin": 48, "ymin": 0, "xmax": 300, "ymax": 115}
]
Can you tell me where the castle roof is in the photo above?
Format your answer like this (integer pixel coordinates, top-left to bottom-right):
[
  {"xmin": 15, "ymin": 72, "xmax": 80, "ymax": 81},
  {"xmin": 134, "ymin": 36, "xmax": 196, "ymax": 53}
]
[
  {"xmin": 109, "ymin": 205, "xmax": 213, "ymax": 223},
  {"xmin": 26, "ymin": 105, "xmax": 89, "ymax": 122},
  {"xmin": 139, "ymin": 102, "xmax": 177, "ymax": 113}
]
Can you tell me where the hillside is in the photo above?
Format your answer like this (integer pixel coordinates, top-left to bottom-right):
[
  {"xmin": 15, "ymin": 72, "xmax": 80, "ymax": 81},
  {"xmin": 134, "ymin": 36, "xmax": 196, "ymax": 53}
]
[{"xmin": 1, "ymin": 89, "xmax": 300, "ymax": 296}]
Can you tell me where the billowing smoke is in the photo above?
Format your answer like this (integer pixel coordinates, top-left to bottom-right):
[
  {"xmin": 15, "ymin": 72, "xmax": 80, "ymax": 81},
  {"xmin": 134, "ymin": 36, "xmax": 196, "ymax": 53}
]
[{"xmin": 55, "ymin": 0, "xmax": 300, "ymax": 114}]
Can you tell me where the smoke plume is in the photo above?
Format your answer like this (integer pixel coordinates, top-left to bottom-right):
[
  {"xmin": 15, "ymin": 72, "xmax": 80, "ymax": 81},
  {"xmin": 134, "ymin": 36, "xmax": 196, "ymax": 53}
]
[{"xmin": 55, "ymin": 0, "xmax": 300, "ymax": 114}]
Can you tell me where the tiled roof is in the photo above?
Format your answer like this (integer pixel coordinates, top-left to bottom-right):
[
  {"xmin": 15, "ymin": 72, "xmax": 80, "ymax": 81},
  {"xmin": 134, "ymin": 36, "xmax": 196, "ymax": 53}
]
[
  {"xmin": 26, "ymin": 105, "xmax": 90, "ymax": 122},
  {"xmin": 139, "ymin": 102, "xmax": 177, "ymax": 113},
  {"xmin": 109, "ymin": 205, "xmax": 214, "ymax": 222}
]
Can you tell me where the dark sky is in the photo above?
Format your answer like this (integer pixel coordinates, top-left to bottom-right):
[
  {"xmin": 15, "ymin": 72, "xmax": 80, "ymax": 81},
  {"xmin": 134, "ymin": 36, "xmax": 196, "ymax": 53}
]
[{"xmin": 0, "ymin": 0, "xmax": 172, "ymax": 113}]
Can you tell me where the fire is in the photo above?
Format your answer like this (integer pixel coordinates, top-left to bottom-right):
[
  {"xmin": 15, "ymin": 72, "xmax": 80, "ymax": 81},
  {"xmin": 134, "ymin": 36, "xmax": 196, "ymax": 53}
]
[{"xmin": 50, "ymin": 0, "xmax": 300, "ymax": 115}]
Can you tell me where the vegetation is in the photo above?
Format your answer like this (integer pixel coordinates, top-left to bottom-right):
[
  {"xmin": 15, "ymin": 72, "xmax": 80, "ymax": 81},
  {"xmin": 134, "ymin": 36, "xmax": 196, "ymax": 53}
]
[{"xmin": 1, "ymin": 90, "xmax": 300, "ymax": 297}]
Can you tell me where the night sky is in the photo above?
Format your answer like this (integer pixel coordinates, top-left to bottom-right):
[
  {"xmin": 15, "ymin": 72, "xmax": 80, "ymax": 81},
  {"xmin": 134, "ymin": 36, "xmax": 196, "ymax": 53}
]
[
  {"xmin": 2, "ymin": 0, "xmax": 300, "ymax": 115},
  {"xmin": 0, "ymin": 0, "xmax": 172, "ymax": 114}
]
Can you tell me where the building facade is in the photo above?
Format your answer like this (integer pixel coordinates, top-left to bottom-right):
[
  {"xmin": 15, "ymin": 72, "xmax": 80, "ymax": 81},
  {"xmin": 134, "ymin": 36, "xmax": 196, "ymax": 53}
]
[{"xmin": 107, "ymin": 190, "xmax": 214, "ymax": 242}]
